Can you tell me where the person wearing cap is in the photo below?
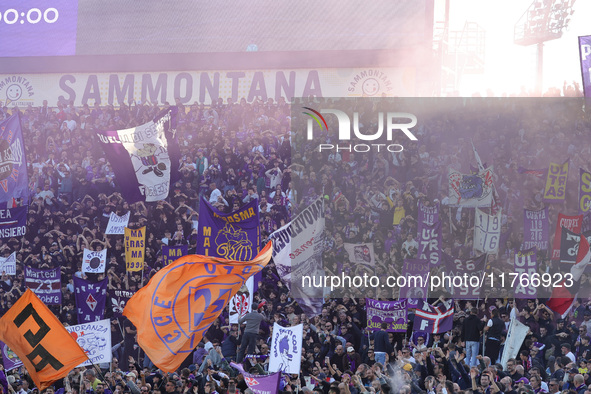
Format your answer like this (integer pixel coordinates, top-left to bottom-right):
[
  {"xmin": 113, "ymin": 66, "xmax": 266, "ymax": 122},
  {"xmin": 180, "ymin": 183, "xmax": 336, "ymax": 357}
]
[
  {"xmin": 236, "ymin": 301, "xmax": 266, "ymax": 363},
  {"xmin": 343, "ymin": 346, "xmax": 361, "ymax": 372}
]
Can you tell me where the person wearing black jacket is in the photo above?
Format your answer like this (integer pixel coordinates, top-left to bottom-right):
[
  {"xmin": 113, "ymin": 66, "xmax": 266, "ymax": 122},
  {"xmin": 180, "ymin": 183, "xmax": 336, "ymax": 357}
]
[
  {"xmin": 484, "ymin": 308, "xmax": 504, "ymax": 363},
  {"xmin": 372, "ymin": 322, "xmax": 393, "ymax": 365},
  {"xmin": 462, "ymin": 307, "xmax": 484, "ymax": 367}
]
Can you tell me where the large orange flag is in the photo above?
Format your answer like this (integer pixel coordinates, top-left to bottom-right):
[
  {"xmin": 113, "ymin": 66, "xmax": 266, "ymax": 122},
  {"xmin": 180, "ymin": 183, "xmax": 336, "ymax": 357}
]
[
  {"xmin": 0, "ymin": 290, "xmax": 88, "ymax": 390},
  {"xmin": 123, "ymin": 241, "xmax": 273, "ymax": 372}
]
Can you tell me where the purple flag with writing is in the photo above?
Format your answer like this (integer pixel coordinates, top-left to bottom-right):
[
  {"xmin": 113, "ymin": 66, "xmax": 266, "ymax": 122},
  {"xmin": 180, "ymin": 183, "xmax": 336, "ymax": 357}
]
[
  {"xmin": 580, "ymin": 36, "xmax": 591, "ymax": 97},
  {"xmin": 196, "ymin": 197, "xmax": 260, "ymax": 260},
  {"xmin": 24, "ymin": 266, "xmax": 61, "ymax": 305},
  {"xmin": 400, "ymin": 259, "xmax": 429, "ymax": 307},
  {"xmin": 162, "ymin": 245, "xmax": 188, "ymax": 266},
  {"xmin": 109, "ymin": 288, "xmax": 134, "ymax": 318},
  {"xmin": 0, "ymin": 341, "xmax": 23, "ymax": 371},
  {"xmin": 0, "ymin": 206, "xmax": 27, "ymax": 239},
  {"xmin": 96, "ymin": 107, "xmax": 180, "ymax": 203},
  {"xmin": 418, "ymin": 201, "xmax": 439, "ymax": 226},
  {"xmin": 441, "ymin": 253, "xmax": 487, "ymax": 299},
  {"xmin": 74, "ymin": 277, "xmax": 108, "ymax": 323},
  {"xmin": 417, "ymin": 220, "xmax": 442, "ymax": 266},
  {"xmin": 523, "ymin": 208, "xmax": 549, "ymax": 251},
  {"xmin": 514, "ymin": 248, "xmax": 538, "ymax": 298},
  {"xmin": 0, "ymin": 113, "xmax": 29, "ymax": 204},
  {"xmin": 413, "ymin": 299, "xmax": 454, "ymax": 334},
  {"xmin": 366, "ymin": 298, "xmax": 407, "ymax": 332},
  {"xmin": 230, "ymin": 362, "xmax": 281, "ymax": 394}
]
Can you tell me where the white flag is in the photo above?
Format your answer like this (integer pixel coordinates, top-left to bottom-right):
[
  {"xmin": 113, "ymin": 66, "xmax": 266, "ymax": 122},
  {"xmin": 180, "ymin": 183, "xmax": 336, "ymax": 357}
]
[
  {"xmin": 105, "ymin": 212, "xmax": 130, "ymax": 235},
  {"xmin": 269, "ymin": 323, "xmax": 303, "ymax": 374},
  {"xmin": 0, "ymin": 252, "xmax": 16, "ymax": 275},
  {"xmin": 344, "ymin": 243, "xmax": 375, "ymax": 268},
  {"xmin": 65, "ymin": 319, "xmax": 112, "ymax": 367},
  {"xmin": 474, "ymin": 208, "xmax": 501, "ymax": 253},
  {"xmin": 82, "ymin": 249, "xmax": 107, "ymax": 274},
  {"xmin": 500, "ymin": 318, "xmax": 529, "ymax": 369},
  {"xmin": 229, "ymin": 276, "xmax": 254, "ymax": 324}
]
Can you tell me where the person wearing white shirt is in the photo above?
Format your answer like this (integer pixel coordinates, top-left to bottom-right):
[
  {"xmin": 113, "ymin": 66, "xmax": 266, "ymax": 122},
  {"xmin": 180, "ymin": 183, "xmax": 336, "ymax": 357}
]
[{"xmin": 208, "ymin": 182, "xmax": 222, "ymax": 204}]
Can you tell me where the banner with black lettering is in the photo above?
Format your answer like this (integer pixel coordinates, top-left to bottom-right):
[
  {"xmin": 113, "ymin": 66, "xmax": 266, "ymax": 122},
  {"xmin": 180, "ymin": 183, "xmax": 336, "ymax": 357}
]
[
  {"xmin": 559, "ymin": 229, "xmax": 591, "ymax": 264},
  {"xmin": 0, "ymin": 290, "xmax": 88, "ymax": 390},
  {"xmin": 544, "ymin": 160, "xmax": 569, "ymax": 203},
  {"xmin": 162, "ymin": 245, "xmax": 188, "ymax": 266},
  {"xmin": 65, "ymin": 319, "xmax": 112, "ymax": 367},
  {"xmin": 96, "ymin": 107, "xmax": 180, "ymax": 203},
  {"xmin": 514, "ymin": 248, "xmax": 537, "ymax": 298},
  {"xmin": 0, "ymin": 206, "xmax": 27, "ymax": 239},
  {"xmin": 105, "ymin": 212, "xmax": 130, "ymax": 235},
  {"xmin": 417, "ymin": 220, "xmax": 441, "ymax": 265},
  {"xmin": 196, "ymin": 197, "xmax": 260, "ymax": 259},
  {"xmin": 74, "ymin": 277, "xmax": 108, "ymax": 323},
  {"xmin": 552, "ymin": 213, "xmax": 583, "ymax": 260},
  {"xmin": 24, "ymin": 267, "xmax": 61, "ymax": 305},
  {"xmin": 0, "ymin": 252, "xmax": 16, "ymax": 275},
  {"xmin": 474, "ymin": 208, "xmax": 501, "ymax": 254},
  {"xmin": 82, "ymin": 249, "xmax": 107, "ymax": 274}
]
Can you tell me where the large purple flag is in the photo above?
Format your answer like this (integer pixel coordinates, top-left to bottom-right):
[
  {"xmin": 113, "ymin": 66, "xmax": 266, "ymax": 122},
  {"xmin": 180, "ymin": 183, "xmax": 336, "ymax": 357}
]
[
  {"xmin": 108, "ymin": 288, "xmax": 134, "ymax": 318},
  {"xmin": 514, "ymin": 248, "xmax": 537, "ymax": 298},
  {"xmin": 96, "ymin": 106, "xmax": 180, "ymax": 203},
  {"xmin": 24, "ymin": 266, "xmax": 61, "ymax": 304},
  {"xmin": 0, "ymin": 113, "xmax": 29, "ymax": 204},
  {"xmin": 162, "ymin": 245, "xmax": 188, "ymax": 266},
  {"xmin": 196, "ymin": 197, "xmax": 260, "ymax": 260},
  {"xmin": 580, "ymin": 36, "xmax": 591, "ymax": 97},
  {"xmin": 74, "ymin": 277, "xmax": 108, "ymax": 323},
  {"xmin": 0, "ymin": 206, "xmax": 27, "ymax": 239},
  {"xmin": 230, "ymin": 362, "xmax": 281, "ymax": 394},
  {"xmin": 0, "ymin": 341, "xmax": 23, "ymax": 371},
  {"xmin": 523, "ymin": 208, "xmax": 549, "ymax": 251},
  {"xmin": 366, "ymin": 298, "xmax": 408, "ymax": 332},
  {"xmin": 400, "ymin": 259, "xmax": 429, "ymax": 307},
  {"xmin": 417, "ymin": 220, "xmax": 442, "ymax": 266}
]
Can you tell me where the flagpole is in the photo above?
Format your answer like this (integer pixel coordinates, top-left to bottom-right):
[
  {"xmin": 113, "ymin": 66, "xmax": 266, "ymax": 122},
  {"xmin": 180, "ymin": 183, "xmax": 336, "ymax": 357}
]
[{"xmin": 92, "ymin": 363, "xmax": 115, "ymax": 393}]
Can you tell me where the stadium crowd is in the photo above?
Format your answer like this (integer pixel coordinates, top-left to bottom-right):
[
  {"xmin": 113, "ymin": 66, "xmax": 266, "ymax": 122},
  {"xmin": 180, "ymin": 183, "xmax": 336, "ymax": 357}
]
[{"xmin": 0, "ymin": 82, "xmax": 590, "ymax": 394}]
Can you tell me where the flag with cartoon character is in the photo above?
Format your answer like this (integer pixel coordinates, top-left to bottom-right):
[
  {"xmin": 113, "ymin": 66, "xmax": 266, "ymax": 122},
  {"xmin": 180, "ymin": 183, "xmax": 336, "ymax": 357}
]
[
  {"xmin": 196, "ymin": 197, "xmax": 260, "ymax": 260},
  {"xmin": 65, "ymin": 319, "xmax": 112, "ymax": 367},
  {"xmin": 269, "ymin": 323, "xmax": 302, "ymax": 374},
  {"xmin": 96, "ymin": 107, "xmax": 180, "ymax": 203},
  {"xmin": 448, "ymin": 167, "xmax": 494, "ymax": 207}
]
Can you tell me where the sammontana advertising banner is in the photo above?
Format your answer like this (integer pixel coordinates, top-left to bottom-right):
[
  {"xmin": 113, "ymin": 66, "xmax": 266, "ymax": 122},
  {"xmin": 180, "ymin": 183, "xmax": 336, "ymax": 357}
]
[{"xmin": 0, "ymin": 68, "xmax": 416, "ymax": 107}]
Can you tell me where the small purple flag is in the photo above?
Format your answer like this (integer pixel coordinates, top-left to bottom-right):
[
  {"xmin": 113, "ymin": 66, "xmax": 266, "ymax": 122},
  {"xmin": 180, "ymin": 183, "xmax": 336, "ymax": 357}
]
[
  {"xmin": 523, "ymin": 208, "xmax": 550, "ymax": 251},
  {"xmin": 230, "ymin": 362, "xmax": 281, "ymax": 394},
  {"xmin": 366, "ymin": 298, "xmax": 408, "ymax": 332},
  {"xmin": 109, "ymin": 288, "xmax": 135, "ymax": 318},
  {"xmin": 74, "ymin": 277, "xmax": 108, "ymax": 323},
  {"xmin": 580, "ymin": 36, "xmax": 591, "ymax": 97},
  {"xmin": 0, "ymin": 340, "xmax": 23, "ymax": 371},
  {"xmin": 0, "ymin": 206, "xmax": 28, "ymax": 239}
]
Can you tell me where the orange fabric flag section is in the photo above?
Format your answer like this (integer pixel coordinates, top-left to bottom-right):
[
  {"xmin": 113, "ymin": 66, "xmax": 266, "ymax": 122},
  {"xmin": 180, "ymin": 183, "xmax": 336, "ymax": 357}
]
[
  {"xmin": 0, "ymin": 289, "xmax": 88, "ymax": 390},
  {"xmin": 123, "ymin": 241, "xmax": 273, "ymax": 372}
]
